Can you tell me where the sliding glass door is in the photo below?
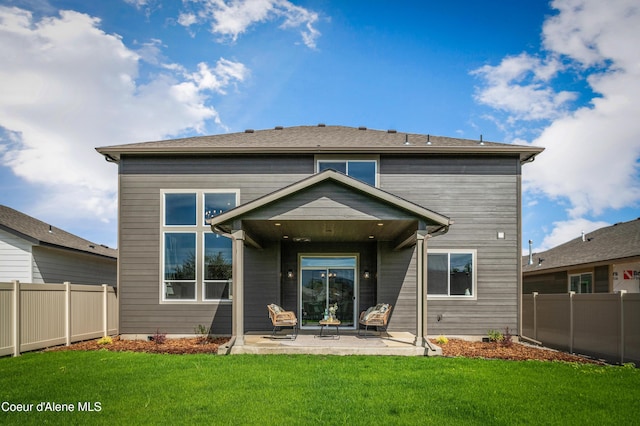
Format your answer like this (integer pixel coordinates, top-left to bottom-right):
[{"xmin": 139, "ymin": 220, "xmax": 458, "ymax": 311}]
[{"xmin": 300, "ymin": 256, "xmax": 357, "ymax": 328}]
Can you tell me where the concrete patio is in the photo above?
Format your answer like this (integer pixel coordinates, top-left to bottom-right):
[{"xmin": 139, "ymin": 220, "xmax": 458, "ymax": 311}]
[{"xmin": 226, "ymin": 331, "xmax": 442, "ymax": 356}]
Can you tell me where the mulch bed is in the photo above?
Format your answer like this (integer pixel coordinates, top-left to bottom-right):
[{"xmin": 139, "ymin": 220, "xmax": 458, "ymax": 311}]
[
  {"xmin": 433, "ymin": 338, "xmax": 605, "ymax": 365},
  {"xmin": 49, "ymin": 336, "xmax": 229, "ymax": 355},
  {"xmin": 51, "ymin": 336, "xmax": 604, "ymax": 364}
]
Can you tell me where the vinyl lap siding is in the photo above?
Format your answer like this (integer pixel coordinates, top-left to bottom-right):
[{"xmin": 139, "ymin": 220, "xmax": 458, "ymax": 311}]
[
  {"xmin": 380, "ymin": 156, "xmax": 522, "ymax": 335},
  {"xmin": 119, "ymin": 154, "xmax": 523, "ymax": 336},
  {"xmin": 0, "ymin": 229, "xmax": 32, "ymax": 282},
  {"xmin": 118, "ymin": 156, "xmax": 313, "ymax": 335},
  {"xmin": 31, "ymin": 247, "xmax": 116, "ymax": 285}
]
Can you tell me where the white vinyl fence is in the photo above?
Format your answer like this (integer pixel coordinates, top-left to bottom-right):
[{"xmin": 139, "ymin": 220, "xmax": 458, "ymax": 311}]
[
  {"xmin": 522, "ymin": 291, "xmax": 640, "ymax": 365},
  {"xmin": 0, "ymin": 281, "xmax": 118, "ymax": 357}
]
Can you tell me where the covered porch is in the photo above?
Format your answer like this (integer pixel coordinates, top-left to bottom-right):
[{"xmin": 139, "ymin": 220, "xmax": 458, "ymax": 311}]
[{"xmin": 210, "ymin": 170, "xmax": 452, "ymax": 351}]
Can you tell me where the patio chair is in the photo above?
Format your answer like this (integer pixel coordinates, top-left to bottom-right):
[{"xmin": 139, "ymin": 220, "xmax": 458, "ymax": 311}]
[
  {"xmin": 267, "ymin": 304, "xmax": 298, "ymax": 339},
  {"xmin": 358, "ymin": 304, "xmax": 392, "ymax": 338}
]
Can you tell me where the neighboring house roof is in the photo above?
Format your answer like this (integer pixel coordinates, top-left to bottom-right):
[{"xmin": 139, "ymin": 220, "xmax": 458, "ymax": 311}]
[
  {"xmin": 96, "ymin": 125, "xmax": 543, "ymax": 163},
  {"xmin": 523, "ymin": 218, "xmax": 640, "ymax": 274},
  {"xmin": 0, "ymin": 205, "xmax": 117, "ymax": 259}
]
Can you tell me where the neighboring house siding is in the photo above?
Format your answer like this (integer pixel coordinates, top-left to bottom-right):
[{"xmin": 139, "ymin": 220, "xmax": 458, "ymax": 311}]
[
  {"xmin": 31, "ymin": 246, "xmax": 116, "ymax": 285},
  {"xmin": 117, "ymin": 161, "xmax": 311, "ymax": 334},
  {"xmin": 523, "ymin": 272, "xmax": 567, "ymax": 294},
  {"xmin": 381, "ymin": 156, "xmax": 522, "ymax": 334},
  {"xmin": 594, "ymin": 265, "xmax": 609, "ymax": 293},
  {"xmin": 0, "ymin": 229, "xmax": 32, "ymax": 282}
]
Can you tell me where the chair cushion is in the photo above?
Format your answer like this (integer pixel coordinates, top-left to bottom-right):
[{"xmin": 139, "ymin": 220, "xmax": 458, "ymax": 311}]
[
  {"xmin": 269, "ymin": 304, "xmax": 283, "ymax": 314},
  {"xmin": 363, "ymin": 303, "xmax": 389, "ymax": 321}
]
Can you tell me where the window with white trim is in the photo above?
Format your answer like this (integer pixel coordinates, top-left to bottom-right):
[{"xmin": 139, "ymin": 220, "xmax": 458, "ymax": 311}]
[
  {"xmin": 317, "ymin": 158, "xmax": 378, "ymax": 186},
  {"xmin": 161, "ymin": 190, "xmax": 237, "ymax": 302},
  {"xmin": 569, "ymin": 273, "xmax": 592, "ymax": 293},
  {"xmin": 427, "ymin": 250, "xmax": 476, "ymax": 297}
]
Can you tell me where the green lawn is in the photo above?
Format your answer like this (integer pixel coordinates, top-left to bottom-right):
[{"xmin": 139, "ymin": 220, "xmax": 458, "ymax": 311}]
[{"xmin": 1, "ymin": 351, "xmax": 639, "ymax": 425}]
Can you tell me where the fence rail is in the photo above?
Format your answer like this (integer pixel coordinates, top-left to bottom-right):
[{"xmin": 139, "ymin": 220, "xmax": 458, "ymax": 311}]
[
  {"xmin": 522, "ymin": 291, "xmax": 640, "ymax": 365},
  {"xmin": 0, "ymin": 281, "xmax": 118, "ymax": 357}
]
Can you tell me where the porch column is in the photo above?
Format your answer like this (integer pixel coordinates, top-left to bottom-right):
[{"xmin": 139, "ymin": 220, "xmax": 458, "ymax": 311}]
[
  {"xmin": 415, "ymin": 232, "xmax": 428, "ymax": 346},
  {"xmin": 231, "ymin": 230, "xmax": 245, "ymax": 346}
]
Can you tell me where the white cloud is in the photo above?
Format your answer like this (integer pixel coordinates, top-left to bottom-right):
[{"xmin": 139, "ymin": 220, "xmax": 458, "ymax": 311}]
[
  {"xmin": 535, "ymin": 217, "xmax": 610, "ymax": 252},
  {"xmin": 472, "ymin": 53, "xmax": 577, "ymax": 122},
  {"xmin": 0, "ymin": 7, "xmax": 247, "ymax": 229},
  {"xmin": 473, "ymin": 0, "xmax": 640, "ymax": 240},
  {"xmin": 179, "ymin": 0, "xmax": 320, "ymax": 49}
]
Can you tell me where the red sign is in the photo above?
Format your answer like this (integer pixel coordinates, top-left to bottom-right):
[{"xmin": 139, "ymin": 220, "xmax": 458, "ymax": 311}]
[{"xmin": 624, "ymin": 270, "xmax": 634, "ymax": 280}]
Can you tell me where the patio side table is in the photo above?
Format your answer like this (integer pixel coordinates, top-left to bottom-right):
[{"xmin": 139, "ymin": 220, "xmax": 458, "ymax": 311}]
[{"xmin": 317, "ymin": 319, "xmax": 341, "ymax": 338}]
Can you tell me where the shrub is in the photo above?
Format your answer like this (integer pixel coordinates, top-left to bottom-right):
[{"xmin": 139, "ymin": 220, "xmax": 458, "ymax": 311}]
[
  {"xmin": 150, "ymin": 329, "xmax": 167, "ymax": 345},
  {"xmin": 194, "ymin": 324, "xmax": 210, "ymax": 344},
  {"xmin": 435, "ymin": 335, "xmax": 449, "ymax": 345},
  {"xmin": 501, "ymin": 327, "xmax": 513, "ymax": 348},
  {"xmin": 97, "ymin": 336, "xmax": 112, "ymax": 345},
  {"xmin": 487, "ymin": 329, "xmax": 504, "ymax": 343}
]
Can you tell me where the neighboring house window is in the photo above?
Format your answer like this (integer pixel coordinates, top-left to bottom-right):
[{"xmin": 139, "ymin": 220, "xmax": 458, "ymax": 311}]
[
  {"xmin": 317, "ymin": 159, "xmax": 378, "ymax": 186},
  {"xmin": 569, "ymin": 273, "xmax": 592, "ymax": 293},
  {"xmin": 162, "ymin": 190, "xmax": 237, "ymax": 302},
  {"xmin": 427, "ymin": 250, "xmax": 476, "ymax": 297}
]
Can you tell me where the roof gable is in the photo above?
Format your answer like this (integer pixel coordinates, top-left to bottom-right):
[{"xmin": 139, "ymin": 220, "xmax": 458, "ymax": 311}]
[{"xmin": 210, "ymin": 170, "xmax": 451, "ymax": 235}]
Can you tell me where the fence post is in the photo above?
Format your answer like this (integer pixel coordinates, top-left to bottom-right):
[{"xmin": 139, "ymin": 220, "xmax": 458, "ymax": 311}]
[
  {"xmin": 619, "ymin": 290, "xmax": 626, "ymax": 365},
  {"xmin": 569, "ymin": 291, "xmax": 575, "ymax": 354},
  {"xmin": 12, "ymin": 280, "xmax": 21, "ymax": 357},
  {"xmin": 532, "ymin": 292, "xmax": 538, "ymax": 341},
  {"xmin": 65, "ymin": 281, "xmax": 71, "ymax": 346},
  {"xmin": 102, "ymin": 284, "xmax": 108, "ymax": 337}
]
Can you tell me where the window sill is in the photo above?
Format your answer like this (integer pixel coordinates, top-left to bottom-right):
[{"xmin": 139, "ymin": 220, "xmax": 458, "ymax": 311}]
[
  {"xmin": 427, "ymin": 295, "xmax": 477, "ymax": 301},
  {"xmin": 160, "ymin": 299, "xmax": 233, "ymax": 305}
]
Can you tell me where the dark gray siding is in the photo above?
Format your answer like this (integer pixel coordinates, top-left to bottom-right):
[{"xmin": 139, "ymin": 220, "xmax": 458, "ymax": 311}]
[
  {"xmin": 118, "ymin": 160, "xmax": 311, "ymax": 335},
  {"xmin": 244, "ymin": 243, "xmax": 279, "ymax": 331},
  {"xmin": 381, "ymin": 155, "xmax": 522, "ymax": 335},
  {"xmin": 378, "ymin": 242, "xmax": 416, "ymax": 333},
  {"xmin": 594, "ymin": 265, "xmax": 609, "ymax": 293},
  {"xmin": 381, "ymin": 155, "xmax": 520, "ymax": 175},
  {"xmin": 523, "ymin": 272, "xmax": 567, "ymax": 294},
  {"xmin": 121, "ymin": 155, "xmax": 314, "ymax": 175},
  {"xmin": 118, "ymin": 153, "xmax": 523, "ymax": 336},
  {"xmin": 242, "ymin": 181, "xmax": 417, "ymax": 222},
  {"xmin": 279, "ymin": 241, "xmax": 377, "ymax": 328}
]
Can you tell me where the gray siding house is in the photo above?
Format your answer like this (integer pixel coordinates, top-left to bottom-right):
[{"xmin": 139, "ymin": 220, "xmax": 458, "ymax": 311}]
[
  {"xmin": 523, "ymin": 218, "xmax": 640, "ymax": 294},
  {"xmin": 0, "ymin": 205, "xmax": 117, "ymax": 285},
  {"xmin": 97, "ymin": 125, "xmax": 542, "ymax": 346}
]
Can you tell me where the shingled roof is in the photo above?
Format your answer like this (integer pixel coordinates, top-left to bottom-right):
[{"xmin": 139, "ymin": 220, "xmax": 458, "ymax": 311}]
[
  {"xmin": 96, "ymin": 125, "xmax": 543, "ymax": 163},
  {"xmin": 523, "ymin": 218, "xmax": 640, "ymax": 274},
  {"xmin": 0, "ymin": 205, "xmax": 117, "ymax": 259}
]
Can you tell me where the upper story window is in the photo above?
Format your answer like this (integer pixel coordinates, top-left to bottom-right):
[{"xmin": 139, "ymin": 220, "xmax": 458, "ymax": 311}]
[
  {"xmin": 162, "ymin": 190, "xmax": 237, "ymax": 303},
  {"xmin": 427, "ymin": 249, "xmax": 476, "ymax": 298},
  {"xmin": 165, "ymin": 193, "xmax": 197, "ymax": 225},
  {"xmin": 317, "ymin": 158, "xmax": 378, "ymax": 187}
]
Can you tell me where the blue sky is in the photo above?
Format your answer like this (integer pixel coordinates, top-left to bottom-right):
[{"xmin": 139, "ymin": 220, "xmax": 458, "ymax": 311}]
[{"xmin": 1, "ymin": 0, "xmax": 638, "ymax": 252}]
